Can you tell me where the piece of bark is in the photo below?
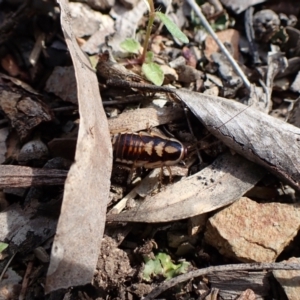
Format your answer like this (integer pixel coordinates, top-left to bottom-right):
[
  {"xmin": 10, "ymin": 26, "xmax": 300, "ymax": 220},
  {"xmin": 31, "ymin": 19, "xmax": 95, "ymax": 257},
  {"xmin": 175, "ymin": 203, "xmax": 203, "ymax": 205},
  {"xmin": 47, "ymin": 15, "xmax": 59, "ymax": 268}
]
[
  {"xmin": 143, "ymin": 262, "xmax": 300, "ymax": 300},
  {"xmin": 0, "ymin": 165, "xmax": 67, "ymax": 188},
  {"xmin": 0, "ymin": 77, "xmax": 53, "ymax": 141},
  {"xmin": 208, "ymin": 271, "xmax": 269, "ymax": 299},
  {"xmin": 45, "ymin": 0, "xmax": 112, "ymax": 293},
  {"xmin": 176, "ymin": 89, "xmax": 300, "ymax": 191},
  {"xmin": 106, "ymin": 153, "xmax": 266, "ymax": 223}
]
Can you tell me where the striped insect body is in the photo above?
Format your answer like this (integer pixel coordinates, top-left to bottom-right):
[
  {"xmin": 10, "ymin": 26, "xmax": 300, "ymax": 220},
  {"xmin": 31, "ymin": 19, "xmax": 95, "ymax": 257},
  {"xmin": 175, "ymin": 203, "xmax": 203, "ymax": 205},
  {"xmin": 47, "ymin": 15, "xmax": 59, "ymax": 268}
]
[{"xmin": 111, "ymin": 132, "xmax": 187, "ymax": 169}]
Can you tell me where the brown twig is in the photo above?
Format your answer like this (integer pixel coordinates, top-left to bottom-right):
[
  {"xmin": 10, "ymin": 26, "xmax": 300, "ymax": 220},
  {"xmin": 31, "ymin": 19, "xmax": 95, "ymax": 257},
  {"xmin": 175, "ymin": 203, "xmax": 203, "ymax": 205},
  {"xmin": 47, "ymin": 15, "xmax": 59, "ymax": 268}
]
[
  {"xmin": 19, "ymin": 260, "xmax": 34, "ymax": 300},
  {"xmin": 106, "ymin": 78, "xmax": 177, "ymax": 94},
  {"xmin": 144, "ymin": 262, "xmax": 300, "ymax": 299}
]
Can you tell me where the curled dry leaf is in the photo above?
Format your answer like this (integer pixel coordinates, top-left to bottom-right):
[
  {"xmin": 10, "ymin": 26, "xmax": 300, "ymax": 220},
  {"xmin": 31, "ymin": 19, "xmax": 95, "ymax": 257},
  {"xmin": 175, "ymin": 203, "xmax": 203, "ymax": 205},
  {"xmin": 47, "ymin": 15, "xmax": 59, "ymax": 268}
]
[
  {"xmin": 176, "ymin": 89, "xmax": 300, "ymax": 191},
  {"xmin": 106, "ymin": 153, "xmax": 266, "ymax": 223},
  {"xmin": 45, "ymin": 0, "xmax": 112, "ymax": 293}
]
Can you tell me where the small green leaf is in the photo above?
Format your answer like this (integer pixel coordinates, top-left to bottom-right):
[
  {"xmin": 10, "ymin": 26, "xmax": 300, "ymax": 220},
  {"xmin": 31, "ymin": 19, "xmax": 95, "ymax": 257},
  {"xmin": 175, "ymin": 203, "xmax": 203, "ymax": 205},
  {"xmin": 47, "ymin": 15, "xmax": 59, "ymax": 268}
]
[
  {"xmin": 143, "ymin": 257, "xmax": 163, "ymax": 281},
  {"xmin": 120, "ymin": 38, "xmax": 141, "ymax": 54},
  {"xmin": 89, "ymin": 55, "xmax": 99, "ymax": 70},
  {"xmin": 142, "ymin": 252, "xmax": 190, "ymax": 281},
  {"xmin": 145, "ymin": 51, "xmax": 154, "ymax": 63},
  {"xmin": 142, "ymin": 62, "xmax": 164, "ymax": 86},
  {"xmin": 156, "ymin": 12, "xmax": 189, "ymax": 44},
  {"xmin": 0, "ymin": 242, "xmax": 8, "ymax": 253}
]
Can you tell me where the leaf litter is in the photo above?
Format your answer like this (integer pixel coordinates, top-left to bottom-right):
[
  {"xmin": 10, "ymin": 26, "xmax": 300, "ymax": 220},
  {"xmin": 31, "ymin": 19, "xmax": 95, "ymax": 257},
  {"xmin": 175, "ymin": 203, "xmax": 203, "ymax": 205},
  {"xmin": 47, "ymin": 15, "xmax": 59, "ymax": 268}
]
[{"xmin": 0, "ymin": 0, "xmax": 300, "ymax": 299}]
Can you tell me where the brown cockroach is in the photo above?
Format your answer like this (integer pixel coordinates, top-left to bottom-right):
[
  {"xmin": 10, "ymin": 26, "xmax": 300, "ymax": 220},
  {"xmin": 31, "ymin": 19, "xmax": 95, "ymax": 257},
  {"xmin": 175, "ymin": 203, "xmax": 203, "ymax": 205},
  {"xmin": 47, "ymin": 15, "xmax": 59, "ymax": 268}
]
[
  {"xmin": 111, "ymin": 130, "xmax": 224, "ymax": 184},
  {"xmin": 111, "ymin": 131, "xmax": 187, "ymax": 171}
]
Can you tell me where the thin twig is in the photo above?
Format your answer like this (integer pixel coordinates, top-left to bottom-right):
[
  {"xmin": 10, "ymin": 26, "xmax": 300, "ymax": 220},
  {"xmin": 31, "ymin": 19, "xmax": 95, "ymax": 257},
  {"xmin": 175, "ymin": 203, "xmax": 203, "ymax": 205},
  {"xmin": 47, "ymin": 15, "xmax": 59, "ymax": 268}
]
[
  {"xmin": 186, "ymin": 0, "xmax": 251, "ymax": 91},
  {"xmin": 106, "ymin": 78, "xmax": 176, "ymax": 94},
  {"xmin": 102, "ymin": 95, "xmax": 154, "ymax": 106},
  {"xmin": 141, "ymin": 0, "xmax": 156, "ymax": 63},
  {"xmin": 0, "ymin": 252, "xmax": 17, "ymax": 281},
  {"xmin": 244, "ymin": 7, "xmax": 261, "ymax": 65},
  {"xmin": 19, "ymin": 259, "xmax": 34, "ymax": 300},
  {"xmin": 183, "ymin": 107, "xmax": 202, "ymax": 164},
  {"xmin": 258, "ymin": 78, "xmax": 269, "ymax": 109},
  {"xmin": 144, "ymin": 262, "xmax": 300, "ymax": 299},
  {"xmin": 52, "ymin": 106, "xmax": 77, "ymax": 112}
]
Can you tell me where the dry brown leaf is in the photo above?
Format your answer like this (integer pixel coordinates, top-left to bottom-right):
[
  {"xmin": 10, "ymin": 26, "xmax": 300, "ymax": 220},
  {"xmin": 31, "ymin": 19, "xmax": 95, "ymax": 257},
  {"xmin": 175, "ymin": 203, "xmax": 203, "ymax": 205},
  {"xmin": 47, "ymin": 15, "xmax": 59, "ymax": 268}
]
[
  {"xmin": 176, "ymin": 89, "xmax": 300, "ymax": 191},
  {"xmin": 45, "ymin": 0, "xmax": 112, "ymax": 293},
  {"xmin": 106, "ymin": 153, "xmax": 265, "ymax": 222}
]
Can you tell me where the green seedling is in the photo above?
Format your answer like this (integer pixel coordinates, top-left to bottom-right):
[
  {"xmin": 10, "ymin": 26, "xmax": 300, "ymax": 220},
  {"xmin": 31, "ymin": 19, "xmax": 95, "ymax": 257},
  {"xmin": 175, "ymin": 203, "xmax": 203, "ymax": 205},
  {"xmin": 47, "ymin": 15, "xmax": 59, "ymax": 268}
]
[
  {"xmin": 120, "ymin": 0, "xmax": 189, "ymax": 85},
  {"xmin": 143, "ymin": 252, "xmax": 190, "ymax": 281},
  {"xmin": 120, "ymin": 38, "xmax": 141, "ymax": 54},
  {"xmin": 0, "ymin": 242, "xmax": 8, "ymax": 253}
]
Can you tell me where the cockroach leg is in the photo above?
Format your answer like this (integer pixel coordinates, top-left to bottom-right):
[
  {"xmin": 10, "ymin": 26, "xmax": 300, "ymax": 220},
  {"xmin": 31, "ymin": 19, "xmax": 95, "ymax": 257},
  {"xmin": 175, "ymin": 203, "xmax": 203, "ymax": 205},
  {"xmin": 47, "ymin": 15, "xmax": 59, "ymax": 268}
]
[
  {"xmin": 159, "ymin": 166, "xmax": 173, "ymax": 184},
  {"xmin": 166, "ymin": 166, "xmax": 173, "ymax": 183},
  {"xmin": 127, "ymin": 166, "xmax": 136, "ymax": 185},
  {"xmin": 159, "ymin": 167, "xmax": 163, "ymax": 183}
]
